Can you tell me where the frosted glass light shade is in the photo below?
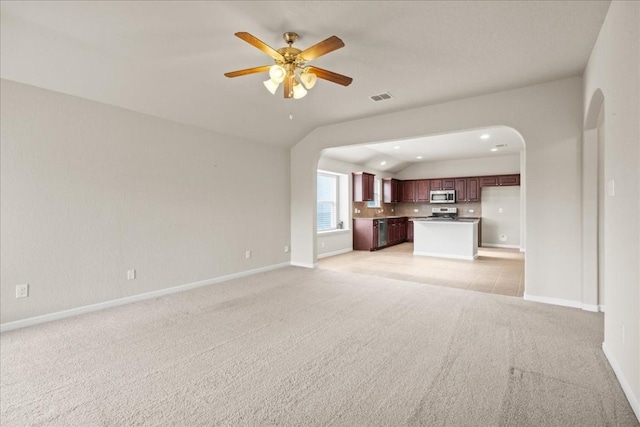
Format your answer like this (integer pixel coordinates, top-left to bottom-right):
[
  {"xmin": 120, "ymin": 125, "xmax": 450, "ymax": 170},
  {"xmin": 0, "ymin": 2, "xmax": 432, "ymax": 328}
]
[
  {"xmin": 263, "ymin": 79, "xmax": 279, "ymax": 95},
  {"xmin": 300, "ymin": 71, "xmax": 317, "ymax": 89},
  {"xmin": 269, "ymin": 65, "xmax": 286, "ymax": 84},
  {"xmin": 292, "ymin": 81, "xmax": 307, "ymax": 99}
]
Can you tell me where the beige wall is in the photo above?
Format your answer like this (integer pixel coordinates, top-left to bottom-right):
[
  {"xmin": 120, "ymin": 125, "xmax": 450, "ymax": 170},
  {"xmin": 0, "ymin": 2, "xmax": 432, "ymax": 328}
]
[
  {"xmin": 583, "ymin": 1, "xmax": 640, "ymax": 417},
  {"xmin": 0, "ymin": 80, "xmax": 291, "ymax": 324}
]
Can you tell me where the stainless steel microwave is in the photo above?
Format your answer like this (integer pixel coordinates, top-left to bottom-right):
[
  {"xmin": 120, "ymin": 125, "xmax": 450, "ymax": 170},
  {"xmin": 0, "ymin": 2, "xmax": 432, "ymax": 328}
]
[{"xmin": 430, "ymin": 190, "xmax": 456, "ymax": 203}]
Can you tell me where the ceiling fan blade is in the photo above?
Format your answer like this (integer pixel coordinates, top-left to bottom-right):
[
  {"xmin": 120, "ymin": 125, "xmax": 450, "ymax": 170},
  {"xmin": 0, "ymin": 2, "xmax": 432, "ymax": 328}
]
[
  {"xmin": 298, "ymin": 36, "xmax": 345, "ymax": 62},
  {"xmin": 283, "ymin": 75, "xmax": 293, "ymax": 98},
  {"xmin": 307, "ymin": 66, "xmax": 353, "ymax": 86},
  {"xmin": 224, "ymin": 65, "xmax": 271, "ymax": 78},
  {"xmin": 235, "ymin": 32, "xmax": 284, "ymax": 61}
]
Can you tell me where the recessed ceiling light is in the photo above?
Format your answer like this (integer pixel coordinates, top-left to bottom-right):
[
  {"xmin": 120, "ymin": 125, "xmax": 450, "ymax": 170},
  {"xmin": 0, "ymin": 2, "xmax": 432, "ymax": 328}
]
[
  {"xmin": 490, "ymin": 148, "xmax": 498, "ymax": 152},
  {"xmin": 380, "ymin": 161, "xmax": 387, "ymax": 166},
  {"xmin": 416, "ymin": 156, "xmax": 423, "ymax": 159},
  {"xmin": 394, "ymin": 146, "xmax": 400, "ymax": 149},
  {"xmin": 480, "ymin": 134, "xmax": 490, "ymax": 140}
]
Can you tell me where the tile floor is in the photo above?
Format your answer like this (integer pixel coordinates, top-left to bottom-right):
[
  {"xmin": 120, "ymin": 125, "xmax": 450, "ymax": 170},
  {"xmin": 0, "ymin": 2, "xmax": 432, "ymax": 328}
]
[{"xmin": 317, "ymin": 243, "xmax": 525, "ymax": 297}]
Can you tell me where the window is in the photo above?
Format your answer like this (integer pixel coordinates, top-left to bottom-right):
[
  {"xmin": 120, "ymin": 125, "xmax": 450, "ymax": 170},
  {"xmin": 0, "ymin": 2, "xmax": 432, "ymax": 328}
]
[
  {"xmin": 367, "ymin": 178, "xmax": 382, "ymax": 208},
  {"xmin": 317, "ymin": 172, "xmax": 339, "ymax": 231}
]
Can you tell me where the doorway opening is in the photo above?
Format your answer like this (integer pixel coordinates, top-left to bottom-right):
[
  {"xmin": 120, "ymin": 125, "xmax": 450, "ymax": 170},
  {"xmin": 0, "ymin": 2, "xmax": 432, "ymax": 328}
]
[{"xmin": 316, "ymin": 125, "xmax": 526, "ymax": 298}]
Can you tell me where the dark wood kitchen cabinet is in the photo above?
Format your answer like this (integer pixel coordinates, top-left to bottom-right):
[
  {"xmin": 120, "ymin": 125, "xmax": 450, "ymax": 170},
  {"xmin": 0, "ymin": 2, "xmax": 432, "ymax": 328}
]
[
  {"xmin": 353, "ymin": 172, "xmax": 375, "ymax": 202},
  {"xmin": 388, "ymin": 219, "xmax": 399, "ymax": 246},
  {"xmin": 401, "ymin": 180, "xmax": 417, "ymax": 202},
  {"xmin": 416, "ymin": 179, "xmax": 431, "ymax": 202},
  {"xmin": 383, "ymin": 178, "xmax": 402, "ymax": 203},
  {"xmin": 499, "ymin": 174, "xmax": 520, "ymax": 186},
  {"xmin": 407, "ymin": 220, "xmax": 414, "ymax": 242},
  {"xmin": 455, "ymin": 177, "xmax": 480, "ymax": 202},
  {"xmin": 430, "ymin": 178, "xmax": 455, "ymax": 191},
  {"xmin": 387, "ymin": 218, "xmax": 408, "ymax": 246},
  {"xmin": 353, "ymin": 218, "xmax": 379, "ymax": 251},
  {"xmin": 479, "ymin": 174, "xmax": 520, "ymax": 187}
]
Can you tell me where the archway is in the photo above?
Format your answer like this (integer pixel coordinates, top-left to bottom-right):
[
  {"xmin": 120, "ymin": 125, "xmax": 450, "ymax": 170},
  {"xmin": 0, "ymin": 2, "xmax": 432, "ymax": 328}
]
[
  {"xmin": 313, "ymin": 126, "xmax": 527, "ymax": 295},
  {"xmin": 583, "ymin": 88, "xmax": 605, "ymax": 311}
]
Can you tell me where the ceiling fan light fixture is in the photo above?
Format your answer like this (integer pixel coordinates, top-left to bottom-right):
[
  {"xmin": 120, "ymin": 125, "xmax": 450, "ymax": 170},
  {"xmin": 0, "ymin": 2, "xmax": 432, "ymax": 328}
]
[
  {"xmin": 292, "ymin": 80, "xmax": 307, "ymax": 99},
  {"xmin": 269, "ymin": 65, "xmax": 286, "ymax": 84},
  {"xmin": 300, "ymin": 70, "xmax": 318, "ymax": 89},
  {"xmin": 263, "ymin": 78, "xmax": 279, "ymax": 95}
]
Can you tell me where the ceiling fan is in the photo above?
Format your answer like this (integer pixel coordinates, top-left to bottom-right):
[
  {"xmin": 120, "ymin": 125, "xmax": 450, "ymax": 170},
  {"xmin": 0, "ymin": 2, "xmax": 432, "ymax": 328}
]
[{"xmin": 224, "ymin": 32, "xmax": 353, "ymax": 99}]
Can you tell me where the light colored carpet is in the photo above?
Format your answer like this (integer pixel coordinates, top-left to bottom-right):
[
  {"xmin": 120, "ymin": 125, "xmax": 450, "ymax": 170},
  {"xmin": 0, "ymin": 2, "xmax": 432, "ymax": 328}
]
[{"xmin": 1, "ymin": 267, "xmax": 637, "ymax": 426}]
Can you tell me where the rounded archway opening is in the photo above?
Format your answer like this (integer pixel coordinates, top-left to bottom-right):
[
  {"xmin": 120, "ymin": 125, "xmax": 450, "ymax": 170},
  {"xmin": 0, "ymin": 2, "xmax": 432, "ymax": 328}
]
[{"xmin": 316, "ymin": 125, "xmax": 527, "ymax": 297}]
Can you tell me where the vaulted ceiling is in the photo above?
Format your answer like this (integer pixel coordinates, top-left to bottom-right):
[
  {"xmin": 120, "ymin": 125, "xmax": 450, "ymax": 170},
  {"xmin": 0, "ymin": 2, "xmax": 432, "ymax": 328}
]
[{"xmin": 1, "ymin": 1, "xmax": 610, "ymax": 150}]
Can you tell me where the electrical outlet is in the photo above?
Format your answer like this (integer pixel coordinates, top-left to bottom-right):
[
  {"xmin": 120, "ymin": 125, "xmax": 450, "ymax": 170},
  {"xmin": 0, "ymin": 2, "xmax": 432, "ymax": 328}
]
[
  {"xmin": 414, "ymin": 209, "xmax": 419, "ymax": 213},
  {"xmin": 16, "ymin": 284, "xmax": 29, "ymax": 299},
  {"xmin": 321, "ymin": 242, "xmax": 325, "ymax": 248},
  {"xmin": 245, "ymin": 250, "xmax": 251, "ymax": 259},
  {"xmin": 468, "ymin": 209, "xmax": 475, "ymax": 213},
  {"xmin": 284, "ymin": 245, "xmax": 289, "ymax": 253},
  {"xmin": 127, "ymin": 269, "xmax": 136, "ymax": 280}
]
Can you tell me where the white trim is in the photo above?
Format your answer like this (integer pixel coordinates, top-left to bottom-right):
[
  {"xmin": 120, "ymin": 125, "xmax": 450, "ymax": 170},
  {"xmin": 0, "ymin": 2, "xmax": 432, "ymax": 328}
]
[
  {"xmin": 581, "ymin": 303, "xmax": 600, "ymax": 312},
  {"xmin": 318, "ymin": 248, "xmax": 353, "ymax": 259},
  {"xmin": 0, "ymin": 262, "xmax": 290, "ymax": 333},
  {"xmin": 317, "ymin": 229, "xmax": 350, "ymax": 236},
  {"xmin": 602, "ymin": 342, "xmax": 640, "ymax": 422},
  {"xmin": 523, "ymin": 293, "xmax": 582, "ymax": 309},
  {"xmin": 524, "ymin": 294, "xmax": 605, "ymax": 313},
  {"xmin": 482, "ymin": 243, "xmax": 520, "ymax": 249},
  {"xmin": 413, "ymin": 251, "xmax": 478, "ymax": 260},
  {"xmin": 291, "ymin": 261, "xmax": 317, "ymax": 269}
]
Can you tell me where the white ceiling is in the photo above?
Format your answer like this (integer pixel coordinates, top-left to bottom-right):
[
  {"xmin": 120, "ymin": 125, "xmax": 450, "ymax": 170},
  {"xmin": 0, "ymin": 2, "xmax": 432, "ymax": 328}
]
[
  {"xmin": 1, "ymin": 1, "xmax": 610, "ymax": 149},
  {"xmin": 322, "ymin": 126, "xmax": 524, "ymax": 173}
]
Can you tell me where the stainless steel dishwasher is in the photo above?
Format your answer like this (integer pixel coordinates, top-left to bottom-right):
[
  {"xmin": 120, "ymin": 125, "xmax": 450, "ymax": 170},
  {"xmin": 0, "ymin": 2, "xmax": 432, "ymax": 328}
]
[{"xmin": 377, "ymin": 219, "xmax": 388, "ymax": 248}]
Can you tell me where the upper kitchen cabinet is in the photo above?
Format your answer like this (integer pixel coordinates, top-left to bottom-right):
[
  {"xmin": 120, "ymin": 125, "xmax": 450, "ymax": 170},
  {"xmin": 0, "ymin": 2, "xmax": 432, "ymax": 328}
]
[
  {"xmin": 401, "ymin": 180, "xmax": 417, "ymax": 202},
  {"xmin": 455, "ymin": 177, "xmax": 480, "ymax": 202},
  {"xmin": 382, "ymin": 178, "xmax": 402, "ymax": 203},
  {"xmin": 430, "ymin": 178, "xmax": 455, "ymax": 191},
  {"xmin": 416, "ymin": 179, "xmax": 431, "ymax": 202},
  {"xmin": 353, "ymin": 172, "xmax": 375, "ymax": 202},
  {"xmin": 479, "ymin": 174, "xmax": 521, "ymax": 187}
]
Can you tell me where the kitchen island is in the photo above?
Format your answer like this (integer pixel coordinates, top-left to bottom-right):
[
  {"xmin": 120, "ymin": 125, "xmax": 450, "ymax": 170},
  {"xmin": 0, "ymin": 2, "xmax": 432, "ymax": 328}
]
[{"xmin": 413, "ymin": 219, "xmax": 479, "ymax": 260}]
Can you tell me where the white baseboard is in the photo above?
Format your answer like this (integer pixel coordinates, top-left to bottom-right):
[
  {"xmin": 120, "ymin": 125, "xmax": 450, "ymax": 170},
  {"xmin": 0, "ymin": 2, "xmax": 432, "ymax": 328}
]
[
  {"xmin": 581, "ymin": 303, "xmax": 600, "ymax": 312},
  {"xmin": 524, "ymin": 294, "xmax": 606, "ymax": 313},
  {"xmin": 482, "ymin": 243, "xmax": 520, "ymax": 249},
  {"xmin": 0, "ymin": 262, "xmax": 291, "ymax": 333},
  {"xmin": 602, "ymin": 342, "xmax": 640, "ymax": 422},
  {"xmin": 290, "ymin": 261, "xmax": 317, "ymax": 269},
  {"xmin": 413, "ymin": 251, "xmax": 477, "ymax": 260},
  {"xmin": 523, "ymin": 293, "xmax": 583, "ymax": 309},
  {"xmin": 318, "ymin": 248, "xmax": 353, "ymax": 259}
]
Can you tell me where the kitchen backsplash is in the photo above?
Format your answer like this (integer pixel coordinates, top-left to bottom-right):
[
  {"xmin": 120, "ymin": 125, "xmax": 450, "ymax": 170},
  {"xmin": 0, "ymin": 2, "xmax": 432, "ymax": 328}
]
[{"xmin": 352, "ymin": 202, "xmax": 482, "ymax": 218}]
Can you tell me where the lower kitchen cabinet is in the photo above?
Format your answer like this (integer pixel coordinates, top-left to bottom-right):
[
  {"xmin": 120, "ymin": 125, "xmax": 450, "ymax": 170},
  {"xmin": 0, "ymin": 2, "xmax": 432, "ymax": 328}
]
[
  {"xmin": 353, "ymin": 217, "xmax": 409, "ymax": 251},
  {"xmin": 353, "ymin": 218, "xmax": 379, "ymax": 251}
]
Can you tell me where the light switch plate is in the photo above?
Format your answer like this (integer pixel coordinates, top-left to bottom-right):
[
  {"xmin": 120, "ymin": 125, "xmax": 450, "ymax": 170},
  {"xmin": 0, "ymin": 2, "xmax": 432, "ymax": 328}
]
[{"xmin": 608, "ymin": 180, "xmax": 615, "ymax": 197}]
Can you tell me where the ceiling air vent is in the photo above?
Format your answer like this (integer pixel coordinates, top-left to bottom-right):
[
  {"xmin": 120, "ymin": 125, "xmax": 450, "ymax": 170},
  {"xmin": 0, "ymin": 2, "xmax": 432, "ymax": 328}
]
[{"xmin": 369, "ymin": 92, "xmax": 393, "ymax": 102}]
